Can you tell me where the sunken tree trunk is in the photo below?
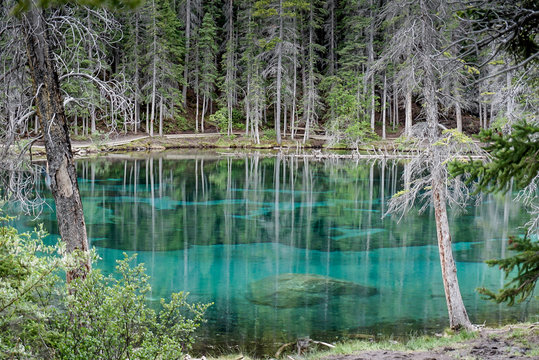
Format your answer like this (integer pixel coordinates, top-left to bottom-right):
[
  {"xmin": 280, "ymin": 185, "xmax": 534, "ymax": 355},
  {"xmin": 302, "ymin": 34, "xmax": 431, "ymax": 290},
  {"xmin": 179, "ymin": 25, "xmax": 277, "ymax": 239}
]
[{"xmin": 23, "ymin": 9, "xmax": 90, "ymax": 282}]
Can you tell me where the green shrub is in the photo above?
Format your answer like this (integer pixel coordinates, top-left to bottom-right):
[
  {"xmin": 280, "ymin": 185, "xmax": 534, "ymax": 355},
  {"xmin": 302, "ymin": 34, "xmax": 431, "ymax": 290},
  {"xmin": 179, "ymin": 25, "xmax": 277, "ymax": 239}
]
[
  {"xmin": 211, "ymin": 108, "xmax": 246, "ymax": 134},
  {"xmin": 262, "ymin": 128, "xmax": 277, "ymax": 141},
  {"xmin": 0, "ymin": 213, "xmax": 210, "ymax": 359},
  {"xmin": 210, "ymin": 108, "xmax": 229, "ymax": 134}
]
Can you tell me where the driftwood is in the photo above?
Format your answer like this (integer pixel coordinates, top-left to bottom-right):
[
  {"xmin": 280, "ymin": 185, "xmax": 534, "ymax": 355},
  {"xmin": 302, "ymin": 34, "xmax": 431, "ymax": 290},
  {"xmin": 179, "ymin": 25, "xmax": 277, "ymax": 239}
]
[{"xmin": 275, "ymin": 338, "xmax": 335, "ymax": 358}]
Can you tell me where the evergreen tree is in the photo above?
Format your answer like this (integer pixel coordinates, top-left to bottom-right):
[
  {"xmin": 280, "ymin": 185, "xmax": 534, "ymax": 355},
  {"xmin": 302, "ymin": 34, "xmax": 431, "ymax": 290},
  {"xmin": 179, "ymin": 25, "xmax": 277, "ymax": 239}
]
[
  {"xmin": 198, "ymin": 11, "xmax": 218, "ymax": 133},
  {"xmin": 143, "ymin": 0, "xmax": 184, "ymax": 136},
  {"xmin": 450, "ymin": 121, "xmax": 539, "ymax": 305}
]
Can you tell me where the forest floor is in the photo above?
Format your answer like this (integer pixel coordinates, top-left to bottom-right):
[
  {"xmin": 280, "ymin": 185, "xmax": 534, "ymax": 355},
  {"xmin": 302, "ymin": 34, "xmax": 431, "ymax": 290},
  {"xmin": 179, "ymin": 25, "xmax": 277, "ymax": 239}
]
[{"xmin": 211, "ymin": 323, "xmax": 538, "ymax": 360}]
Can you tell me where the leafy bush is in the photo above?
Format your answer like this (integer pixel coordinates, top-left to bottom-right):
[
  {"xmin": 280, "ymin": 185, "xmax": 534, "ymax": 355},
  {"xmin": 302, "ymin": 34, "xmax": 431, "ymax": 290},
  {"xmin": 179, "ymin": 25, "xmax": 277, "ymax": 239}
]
[
  {"xmin": 210, "ymin": 108, "xmax": 229, "ymax": 134},
  {"xmin": 0, "ymin": 214, "xmax": 210, "ymax": 359},
  {"xmin": 322, "ymin": 75, "xmax": 378, "ymax": 148},
  {"xmin": 163, "ymin": 114, "xmax": 191, "ymax": 133},
  {"xmin": 211, "ymin": 108, "xmax": 246, "ymax": 134},
  {"xmin": 231, "ymin": 109, "xmax": 246, "ymax": 131},
  {"xmin": 262, "ymin": 128, "xmax": 277, "ymax": 141}
]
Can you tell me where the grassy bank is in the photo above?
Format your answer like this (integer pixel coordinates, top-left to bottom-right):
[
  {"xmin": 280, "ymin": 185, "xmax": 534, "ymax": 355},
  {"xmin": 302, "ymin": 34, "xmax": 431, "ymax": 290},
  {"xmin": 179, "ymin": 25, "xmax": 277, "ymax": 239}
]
[{"xmin": 205, "ymin": 323, "xmax": 538, "ymax": 360}]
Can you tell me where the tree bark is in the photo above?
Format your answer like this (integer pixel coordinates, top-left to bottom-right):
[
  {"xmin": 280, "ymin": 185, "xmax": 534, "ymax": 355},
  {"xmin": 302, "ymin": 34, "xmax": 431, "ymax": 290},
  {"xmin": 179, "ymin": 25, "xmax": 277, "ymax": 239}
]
[
  {"xmin": 405, "ymin": 88, "xmax": 412, "ymax": 136},
  {"xmin": 159, "ymin": 96, "xmax": 163, "ymax": 136},
  {"xmin": 382, "ymin": 73, "xmax": 387, "ymax": 139},
  {"xmin": 432, "ymin": 177, "xmax": 474, "ymax": 330},
  {"xmin": 23, "ymin": 9, "xmax": 90, "ymax": 282},
  {"xmin": 150, "ymin": 0, "xmax": 157, "ymax": 137},
  {"xmin": 368, "ymin": 0, "xmax": 375, "ymax": 132},
  {"xmin": 275, "ymin": 0, "xmax": 283, "ymax": 145},
  {"xmin": 422, "ymin": 28, "xmax": 473, "ymax": 329},
  {"xmin": 182, "ymin": 0, "xmax": 191, "ymax": 108},
  {"xmin": 134, "ymin": 13, "xmax": 140, "ymax": 134},
  {"xmin": 456, "ymin": 102, "xmax": 462, "ymax": 132}
]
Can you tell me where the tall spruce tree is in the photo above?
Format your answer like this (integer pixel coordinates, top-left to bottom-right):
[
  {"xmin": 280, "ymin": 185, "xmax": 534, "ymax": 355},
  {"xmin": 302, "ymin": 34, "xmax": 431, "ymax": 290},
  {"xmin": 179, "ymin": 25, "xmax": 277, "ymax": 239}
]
[{"xmin": 198, "ymin": 11, "xmax": 218, "ymax": 133}]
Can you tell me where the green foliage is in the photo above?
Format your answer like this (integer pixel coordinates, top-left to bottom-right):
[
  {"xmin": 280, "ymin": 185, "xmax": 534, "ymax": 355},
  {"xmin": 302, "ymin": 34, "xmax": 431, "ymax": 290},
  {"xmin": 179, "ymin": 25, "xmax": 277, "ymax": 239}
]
[
  {"xmin": 344, "ymin": 121, "xmax": 378, "ymax": 145},
  {"xmin": 0, "ymin": 214, "xmax": 210, "ymax": 359},
  {"xmin": 433, "ymin": 129, "xmax": 473, "ymax": 147},
  {"xmin": 210, "ymin": 108, "xmax": 229, "ymax": 134},
  {"xmin": 323, "ymin": 76, "xmax": 377, "ymax": 148},
  {"xmin": 163, "ymin": 114, "xmax": 191, "ymax": 133},
  {"xmin": 449, "ymin": 121, "xmax": 539, "ymax": 194},
  {"xmin": 210, "ymin": 108, "xmax": 245, "ymax": 134},
  {"xmin": 262, "ymin": 128, "xmax": 277, "ymax": 141},
  {"xmin": 199, "ymin": 12, "xmax": 218, "ymax": 100},
  {"xmin": 477, "ymin": 235, "xmax": 539, "ymax": 306},
  {"xmin": 450, "ymin": 121, "xmax": 539, "ymax": 306},
  {"xmin": 232, "ymin": 109, "xmax": 245, "ymax": 131}
]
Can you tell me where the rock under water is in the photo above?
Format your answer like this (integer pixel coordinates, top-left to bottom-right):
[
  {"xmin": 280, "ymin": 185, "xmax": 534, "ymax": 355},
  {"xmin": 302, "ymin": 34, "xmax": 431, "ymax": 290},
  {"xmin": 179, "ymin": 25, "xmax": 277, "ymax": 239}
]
[{"xmin": 245, "ymin": 273, "xmax": 377, "ymax": 308}]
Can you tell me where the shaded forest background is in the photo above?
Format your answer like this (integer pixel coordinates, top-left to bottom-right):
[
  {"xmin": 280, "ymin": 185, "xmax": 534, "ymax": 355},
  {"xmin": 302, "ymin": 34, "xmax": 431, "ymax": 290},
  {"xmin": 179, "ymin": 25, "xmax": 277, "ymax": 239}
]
[{"xmin": 1, "ymin": 0, "xmax": 537, "ymax": 145}]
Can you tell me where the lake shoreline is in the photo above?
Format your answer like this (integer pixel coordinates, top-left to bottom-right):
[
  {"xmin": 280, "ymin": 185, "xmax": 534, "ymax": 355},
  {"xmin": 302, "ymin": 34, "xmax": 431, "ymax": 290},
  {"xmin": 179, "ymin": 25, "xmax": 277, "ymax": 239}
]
[
  {"xmin": 26, "ymin": 132, "xmax": 484, "ymax": 160},
  {"xmin": 204, "ymin": 322, "xmax": 538, "ymax": 360}
]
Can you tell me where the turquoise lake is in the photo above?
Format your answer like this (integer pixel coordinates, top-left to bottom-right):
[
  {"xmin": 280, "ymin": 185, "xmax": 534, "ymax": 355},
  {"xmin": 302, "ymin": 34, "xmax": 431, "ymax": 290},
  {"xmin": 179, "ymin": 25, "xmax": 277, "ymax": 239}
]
[{"xmin": 7, "ymin": 152, "xmax": 538, "ymax": 355}]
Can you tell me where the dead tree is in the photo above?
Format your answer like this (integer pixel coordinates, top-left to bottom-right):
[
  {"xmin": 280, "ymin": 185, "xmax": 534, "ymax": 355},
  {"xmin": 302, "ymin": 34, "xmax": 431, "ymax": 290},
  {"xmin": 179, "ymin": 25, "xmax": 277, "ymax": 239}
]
[
  {"xmin": 382, "ymin": 0, "xmax": 483, "ymax": 331},
  {"xmin": 21, "ymin": 8, "xmax": 90, "ymax": 281},
  {"xmin": 1, "ymin": 1, "xmax": 134, "ymax": 281}
]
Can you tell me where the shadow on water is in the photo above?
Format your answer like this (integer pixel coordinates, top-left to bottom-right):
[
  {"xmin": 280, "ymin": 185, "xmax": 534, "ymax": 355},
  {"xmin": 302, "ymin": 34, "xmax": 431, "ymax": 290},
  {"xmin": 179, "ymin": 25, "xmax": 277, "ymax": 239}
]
[{"xmin": 5, "ymin": 151, "xmax": 537, "ymax": 356}]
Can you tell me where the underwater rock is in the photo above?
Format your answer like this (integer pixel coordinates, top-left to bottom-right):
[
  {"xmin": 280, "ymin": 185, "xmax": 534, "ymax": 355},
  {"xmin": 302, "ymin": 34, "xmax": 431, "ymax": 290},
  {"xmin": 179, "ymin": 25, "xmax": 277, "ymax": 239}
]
[{"xmin": 245, "ymin": 273, "xmax": 377, "ymax": 308}]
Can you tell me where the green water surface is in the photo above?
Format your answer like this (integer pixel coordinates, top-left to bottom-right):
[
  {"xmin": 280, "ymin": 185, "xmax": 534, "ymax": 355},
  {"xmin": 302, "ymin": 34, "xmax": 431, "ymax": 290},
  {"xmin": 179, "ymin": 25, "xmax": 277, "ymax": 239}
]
[{"xmin": 8, "ymin": 152, "xmax": 537, "ymax": 355}]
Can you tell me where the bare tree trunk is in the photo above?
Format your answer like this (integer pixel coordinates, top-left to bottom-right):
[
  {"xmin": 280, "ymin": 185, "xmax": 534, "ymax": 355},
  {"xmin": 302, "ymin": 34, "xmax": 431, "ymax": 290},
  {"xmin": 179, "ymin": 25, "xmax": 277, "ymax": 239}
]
[
  {"xmin": 456, "ymin": 102, "xmax": 462, "ymax": 132},
  {"xmin": 195, "ymin": 91, "xmax": 199, "ymax": 132},
  {"xmin": 479, "ymin": 102, "xmax": 483, "ymax": 129},
  {"xmin": 134, "ymin": 13, "xmax": 140, "ymax": 134},
  {"xmin": 283, "ymin": 103, "xmax": 287, "ymax": 138},
  {"xmin": 225, "ymin": 0, "xmax": 234, "ymax": 137},
  {"xmin": 23, "ymin": 9, "xmax": 90, "ymax": 282},
  {"xmin": 201, "ymin": 94, "xmax": 206, "ymax": 133},
  {"xmin": 150, "ymin": 0, "xmax": 157, "ymax": 137},
  {"xmin": 245, "ymin": 73, "xmax": 251, "ymax": 136},
  {"xmin": 90, "ymin": 105, "xmax": 96, "ymax": 134},
  {"xmin": 291, "ymin": 25, "xmax": 297, "ymax": 140},
  {"xmin": 274, "ymin": 0, "xmax": 283, "ymax": 145},
  {"xmin": 159, "ymin": 96, "xmax": 163, "ymax": 136},
  {"xmin": 405, "ymin": 88, "xmax": 412, "ymax": 136},
  {"xmin": 303, "ymin": 2, "xmax": 316, "ymax": 144},
  {"xmin": 432, "ymin": 177, "xmax": 474, "ymax": 330},
  {"xmin": 146, "ymin": 102, "xmax": 149, "ymax": 133},
  {"xmin": 382, "ymin": 73, "xmax": 387, "ymax": 139},
  {"xmin": 182, "ymin": 0, "xmax": 191, "ymax": 107},
  {"xmin": 368, "ymin": 0, "xmax": 375, "ymax": 132},
  {"xmin": 393, "ymin": 78, "xmax": 398, "ymax": 130},
  {"xmin": 423, "ymin": 40, "xmax": 473, "ymax": 329}
]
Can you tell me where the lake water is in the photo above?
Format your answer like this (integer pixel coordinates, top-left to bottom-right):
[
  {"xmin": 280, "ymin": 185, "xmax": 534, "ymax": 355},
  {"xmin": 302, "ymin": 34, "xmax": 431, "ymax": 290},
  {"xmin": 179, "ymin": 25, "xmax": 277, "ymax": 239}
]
[{"xmin": 7, "ymin": 151, "xmax": 538, "ymax": 355}]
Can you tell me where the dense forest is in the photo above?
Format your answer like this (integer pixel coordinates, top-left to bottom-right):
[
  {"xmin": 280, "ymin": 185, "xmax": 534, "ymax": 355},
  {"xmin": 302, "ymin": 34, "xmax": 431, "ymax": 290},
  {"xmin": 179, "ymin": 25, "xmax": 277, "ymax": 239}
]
[{"xmin": 1, "ymin": 0, "xmax": 537, "ymax": 146}]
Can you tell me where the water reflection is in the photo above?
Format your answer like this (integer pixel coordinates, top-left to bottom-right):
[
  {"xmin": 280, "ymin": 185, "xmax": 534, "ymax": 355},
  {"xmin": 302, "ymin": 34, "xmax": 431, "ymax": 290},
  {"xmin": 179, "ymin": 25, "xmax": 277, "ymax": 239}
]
[{"xmin": 7, "ymin": 152, "xmax": 537, "ymax": 356}]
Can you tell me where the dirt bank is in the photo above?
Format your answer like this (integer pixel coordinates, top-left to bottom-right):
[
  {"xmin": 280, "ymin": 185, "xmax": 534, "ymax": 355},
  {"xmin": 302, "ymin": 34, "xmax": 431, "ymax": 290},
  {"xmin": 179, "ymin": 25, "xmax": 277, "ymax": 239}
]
[{"xmin": 318, "ymin": 323, "xmax": 538, "ymax": 360}]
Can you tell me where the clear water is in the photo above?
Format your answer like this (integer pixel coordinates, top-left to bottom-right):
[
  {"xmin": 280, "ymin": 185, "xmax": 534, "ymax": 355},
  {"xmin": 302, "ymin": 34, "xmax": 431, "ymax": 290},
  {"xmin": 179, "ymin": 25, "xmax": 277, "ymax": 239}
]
[{"xmin": 7, "ymin": 152, "xmax": 537, "ymax": 355}]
